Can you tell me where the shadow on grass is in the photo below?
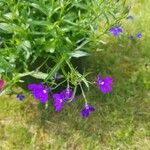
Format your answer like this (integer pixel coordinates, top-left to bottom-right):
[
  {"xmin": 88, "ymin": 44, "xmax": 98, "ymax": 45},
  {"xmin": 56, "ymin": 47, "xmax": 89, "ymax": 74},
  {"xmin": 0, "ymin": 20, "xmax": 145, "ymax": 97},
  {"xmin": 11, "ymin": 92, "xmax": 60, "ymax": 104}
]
[
  {"xmin": 23, "ymin": 34, "xmax": 150, "ymax": 149},
  {"xmin": 1, "ymin": 14, "xmax": 150, "ymax": 149}
]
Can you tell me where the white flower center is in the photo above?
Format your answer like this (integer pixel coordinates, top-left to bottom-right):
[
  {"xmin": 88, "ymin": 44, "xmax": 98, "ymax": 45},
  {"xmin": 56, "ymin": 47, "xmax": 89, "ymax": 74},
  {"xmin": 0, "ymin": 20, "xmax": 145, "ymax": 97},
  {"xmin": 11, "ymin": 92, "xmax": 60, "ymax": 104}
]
[
  {"xmin": 100, "ymin": 81, "xmax": 104, "ymax": 85},
  {"xmin": 43, "ymin": 90, "xmax": 47, "ymax": 93}
]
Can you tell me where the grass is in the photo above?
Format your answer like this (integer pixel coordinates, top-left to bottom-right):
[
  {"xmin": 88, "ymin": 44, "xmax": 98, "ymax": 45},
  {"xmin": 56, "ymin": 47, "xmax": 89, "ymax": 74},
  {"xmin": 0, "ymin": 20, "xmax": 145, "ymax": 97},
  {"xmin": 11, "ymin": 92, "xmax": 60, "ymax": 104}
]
[{"xmin": 0, "ymin": 0, "xmax": 150, "ymax": 149}]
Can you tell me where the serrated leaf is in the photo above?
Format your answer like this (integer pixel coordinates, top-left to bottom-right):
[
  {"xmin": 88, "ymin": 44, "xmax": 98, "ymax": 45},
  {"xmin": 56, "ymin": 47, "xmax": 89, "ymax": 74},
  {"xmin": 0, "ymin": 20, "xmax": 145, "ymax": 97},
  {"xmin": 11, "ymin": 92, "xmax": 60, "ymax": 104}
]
[
  {"xmin": 0, "ymin": 23, "xmax": 16, "ymax": 32},
  {"xmin": 17, "ymin": 40, "xmax": 31, "ymax": 60},
  {"xmin": 21, "ymin": 40, "xmax": 31, "ymax": 50},
  {"xmin": 0, "ymin": 56, "xmax": 14, "ymax": 73},
  {"xmin": 3, "ymin": 13, "xmax": 13, "ymax": 20}
]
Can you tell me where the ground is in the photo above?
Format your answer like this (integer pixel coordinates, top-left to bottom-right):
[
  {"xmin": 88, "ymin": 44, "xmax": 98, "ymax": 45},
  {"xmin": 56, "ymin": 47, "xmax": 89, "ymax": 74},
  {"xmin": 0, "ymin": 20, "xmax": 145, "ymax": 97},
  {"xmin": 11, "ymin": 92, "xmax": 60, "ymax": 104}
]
[{"xmin": 0, "ymin": 0, "xmax": 150, "ymax": 149}]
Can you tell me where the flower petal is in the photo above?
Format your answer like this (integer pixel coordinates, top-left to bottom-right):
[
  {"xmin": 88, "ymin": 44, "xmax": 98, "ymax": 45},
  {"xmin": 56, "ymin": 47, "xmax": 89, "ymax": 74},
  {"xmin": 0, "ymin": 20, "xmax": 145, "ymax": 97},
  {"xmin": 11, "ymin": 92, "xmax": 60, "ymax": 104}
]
[
  {"xmin": 0, "ymin": 79, "xmax": 4, "ymax": 89},
  {"xmin": 103, "ymin": 76, "xmax": 113, "ymax": 84},
  {"xmin": 28, "ymin": 83, "xmax": 44, "ymax": 90},
  {"xmin": 32, "ymin": 90, "xmax": 48, "ymax": 103},
  {"xmin": 89, "ymin": 105, "xmax": 95, "ymax": 112},
  {"xmin": 99, "ymin": 84, "xmax": 112, "ymax": 93},
  {"xmin": 81, "ymin": 108, "xmax": 89, "ymax": 117}
]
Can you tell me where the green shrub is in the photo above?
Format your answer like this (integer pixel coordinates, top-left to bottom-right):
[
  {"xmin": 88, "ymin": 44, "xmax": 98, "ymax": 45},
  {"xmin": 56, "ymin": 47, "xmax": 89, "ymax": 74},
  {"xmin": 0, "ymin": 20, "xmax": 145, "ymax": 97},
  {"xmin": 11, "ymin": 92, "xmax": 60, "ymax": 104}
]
[{"xmin": 0, "ymin": 0, "xmax": 128, "ymax": 96}]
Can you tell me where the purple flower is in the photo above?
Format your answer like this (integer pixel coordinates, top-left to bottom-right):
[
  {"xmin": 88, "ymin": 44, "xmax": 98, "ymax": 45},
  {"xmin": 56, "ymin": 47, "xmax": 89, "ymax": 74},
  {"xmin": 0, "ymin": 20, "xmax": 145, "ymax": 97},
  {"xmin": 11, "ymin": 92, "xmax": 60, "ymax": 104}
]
[
  {"xmin": 61, "ymin": 87, "xmax": 73, "ymax": 100},
  {"xmin": 28, "ymin": 83, "xmax": 49, "ymax": 103},
  {"xmin": 52, "ymin": 93, "xmax": 64, "ymax": 111},
  {"xmin": 96, "ymin": 75, "xmax": 113, "ymax": 93},
  {"xmin": 52, "ymin": 87, "xmax": 73, "ymax": 111},
  {"xmin": 0, "ymin": 79, "xmax": 4, "ymax": 90},
  {"xmin": 136, "ymin": 32, "xmax": 142, "ymax": 38},
  {"xmin": 127, "ymin": 15, "xmax": 134, "ymax": 20},
  {"xmin": 109, "ymin": 26, "xmax": 123, "ymax": 36},
  {"xmin": 81, "ymin": 104, "xmax": 95, "ymax": 117},
  {"xmin": 16, "ymin": 93, "xmax": 25, "ymax": 101}
]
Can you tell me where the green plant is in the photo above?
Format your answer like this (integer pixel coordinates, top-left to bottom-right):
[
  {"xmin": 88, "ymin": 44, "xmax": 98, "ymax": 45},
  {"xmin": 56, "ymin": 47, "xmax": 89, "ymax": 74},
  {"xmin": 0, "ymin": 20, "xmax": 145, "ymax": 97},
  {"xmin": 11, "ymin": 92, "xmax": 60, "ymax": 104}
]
[{"xmin": 0, "ymin": 0, "xmax": 128, "ymax": 114}]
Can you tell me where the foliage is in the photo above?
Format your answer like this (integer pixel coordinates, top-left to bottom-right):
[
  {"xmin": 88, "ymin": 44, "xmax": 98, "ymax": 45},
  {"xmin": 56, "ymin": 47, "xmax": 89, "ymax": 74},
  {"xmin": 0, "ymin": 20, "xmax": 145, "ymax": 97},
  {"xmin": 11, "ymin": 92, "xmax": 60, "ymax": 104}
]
[
  {"xmin": 0, "ymin": 0, "xmax": 150, "ymax": 149},
  {"xmin": 0, "ymin": 0, "xmax": 128, "ymax": 95}
]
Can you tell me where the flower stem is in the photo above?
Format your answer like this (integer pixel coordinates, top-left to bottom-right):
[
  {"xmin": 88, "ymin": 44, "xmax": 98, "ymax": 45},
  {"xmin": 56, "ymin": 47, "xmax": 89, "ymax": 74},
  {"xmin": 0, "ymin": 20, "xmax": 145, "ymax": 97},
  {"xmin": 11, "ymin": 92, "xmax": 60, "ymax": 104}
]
[
  {"xmin": 45, "ymin": 55, "xmax": 67, "ymax": 81},
  {"xmin": 79, "ymin": 83, "xmax": 88, "ymax": 104}
]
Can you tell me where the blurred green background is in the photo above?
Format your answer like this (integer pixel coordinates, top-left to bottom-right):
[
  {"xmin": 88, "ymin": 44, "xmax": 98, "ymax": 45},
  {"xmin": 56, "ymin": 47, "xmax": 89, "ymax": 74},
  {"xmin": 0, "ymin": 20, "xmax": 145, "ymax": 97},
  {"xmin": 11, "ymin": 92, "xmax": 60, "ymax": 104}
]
[{"xmin": 0, "ymin": 0, "xmax": 150, "ymax": 149}]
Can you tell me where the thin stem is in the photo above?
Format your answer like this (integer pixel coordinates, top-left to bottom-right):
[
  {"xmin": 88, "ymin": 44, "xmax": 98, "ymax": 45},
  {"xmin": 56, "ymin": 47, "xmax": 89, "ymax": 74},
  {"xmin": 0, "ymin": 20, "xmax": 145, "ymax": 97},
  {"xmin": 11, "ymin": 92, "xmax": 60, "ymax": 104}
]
[
  {"xmin": 79, "ymin": 83, "xmax": 88, "ymax": 104},
  {"xmin": 52, "ymin": 79, "xmax": 67, "ymax": 90},
  {"xmin": 67, "ymin": 72, "xmax": 70, "ymax": 88},
  {"xmin": 68, "ymin": 85, "xmax": 77, "ymax": 102},
  {"xmin": 45, "ymin": 55, "xmax": 67, "ymax": 82},
  {"xmin": 36, "ymin": 56, "xmax": 50, "ymax": 71}
]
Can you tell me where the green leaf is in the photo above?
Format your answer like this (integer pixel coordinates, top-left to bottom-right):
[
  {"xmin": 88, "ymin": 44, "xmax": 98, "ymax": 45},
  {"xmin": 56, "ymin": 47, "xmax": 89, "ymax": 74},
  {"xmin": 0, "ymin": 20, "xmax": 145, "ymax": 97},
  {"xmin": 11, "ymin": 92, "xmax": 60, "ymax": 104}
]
[
  {"xmin": 27, "ymin": 19, "xmax": 48, "ymax": 26},
  {"xmin": 18, "ymin": 71, "xmax": 49, "ymax": 80},
  {"xmin": 73, "ymin": 3, "xmax": 87, "ymax": 10},
  {"xmin": 30, "ymin": 3, "xmax": 47, "ymax": 15},
  {"xmin": 63, "ymin": 19, "xmax": 78, "ymax": 26},
  {"xmin": 0, "ymin": 23, "xmax": 16, "ymax": 33},
  {"xmin": 77, "ymin": 72, "xmax": 90, "ymax": 89},
  {"xmin": 45, "ymin": 55, "xmax": 67, "ymax": 81},
  {"xmin": 74, "ymin": 40, "xmax": 89, "ymax": 51},
  {"xmin": 70, "ymin": 50, "xmax": 90, "ymax": 58},
  {"xmin": 30, "ymin": 71, "xmax": 48, "ymax": 79},
  {"xmin": 17, "ymin": 40, "xmax": 31, "ymax": 60},
  {"xmin": 3, "ymin": 13, "xmax": 13, "ymax": 20},
  {"xmin": 0, "ymin": 56, "xmax": 14, "ymax": 73}
]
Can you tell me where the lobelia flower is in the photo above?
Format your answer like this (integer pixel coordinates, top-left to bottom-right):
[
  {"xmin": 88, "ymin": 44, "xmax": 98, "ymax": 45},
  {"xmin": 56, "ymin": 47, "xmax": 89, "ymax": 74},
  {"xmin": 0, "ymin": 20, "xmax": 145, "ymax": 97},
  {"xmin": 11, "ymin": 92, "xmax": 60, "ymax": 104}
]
[
  {"xmin": 136, "ymin": 32, "xmax": 142, "ymax": 38},
  {"xmin": 96, "ymin": 75, "xmax": 113, "ymax": 93},
  {"xmin": 0, "ymin": 79, "xmax": 4, "ymax": 90},
  {"xmin": 109, "ymin": 26, "xmax": 123, "ymax": 36},
  {"xmin": 81, "ymin": 104, "xmax": 95, "ymax": 117},
  {"xmin": 16, "ymin": 93, "xmax": 25, "ymax": 101},
  {"xmin": 28, "ymin": 83, "xmax": 49, "ymax": 103},
  {"xmin": 52, "ymin": 93, "xmax": 64, "ymax": 111},
  {"xmin": 52, "ymin": 87, "xmax": 73, "ymax": 111},
  {"xmin": 127, "ymin": 15, "xmax": 134, "ymax": 20},
  {"xmin": 61, "ymin": 87, "xmax": 73, "ymax": 101}
]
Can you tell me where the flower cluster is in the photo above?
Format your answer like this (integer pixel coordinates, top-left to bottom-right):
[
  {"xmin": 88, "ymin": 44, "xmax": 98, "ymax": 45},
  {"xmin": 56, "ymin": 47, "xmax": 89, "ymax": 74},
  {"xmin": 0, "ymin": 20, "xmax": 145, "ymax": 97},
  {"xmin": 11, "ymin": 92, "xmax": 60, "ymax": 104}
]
[
  {"xmin": 96, "ymin": 75, "xmax": 113, "ymax": 93},
  {"xmin": 26, "ymin": 75, "xmax": 113, "ymax": 117},
  {"xmin": 109, "ymin": 26, "xmax": 123, "ymax": 36},
  {"xmin": 81, "ymin": 104, "xmax": 95, "ymax": 117},
  {"xmin": 28, "ymin": 83, "xmax": 49, "ymax": 103},
  {"xmin": 52, "ymin": 88, "xmax": 73, "ymax": 111},
  {"xmin": 0, "ymin": 74, "xmax": 113, "ymax": 118},
  {"xmin": 109, "ymin": 16, "xmax": 142, "ymax": 40},
  {"xmin": 0, "ymin": 0, "xmax": 133, "ymax": 120},
  {"xmin": 128, "ymin": 32, "xmax": 142, "ymax": 40}
]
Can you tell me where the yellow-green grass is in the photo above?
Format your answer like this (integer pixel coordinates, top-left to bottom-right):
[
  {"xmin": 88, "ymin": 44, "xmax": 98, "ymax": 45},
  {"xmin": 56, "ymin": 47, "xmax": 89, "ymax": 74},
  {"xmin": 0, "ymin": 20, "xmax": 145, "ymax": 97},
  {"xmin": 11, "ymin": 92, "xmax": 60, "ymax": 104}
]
[{"xmin": 0, "ymin": 0, "xmax": 150, "ymax": 149}]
